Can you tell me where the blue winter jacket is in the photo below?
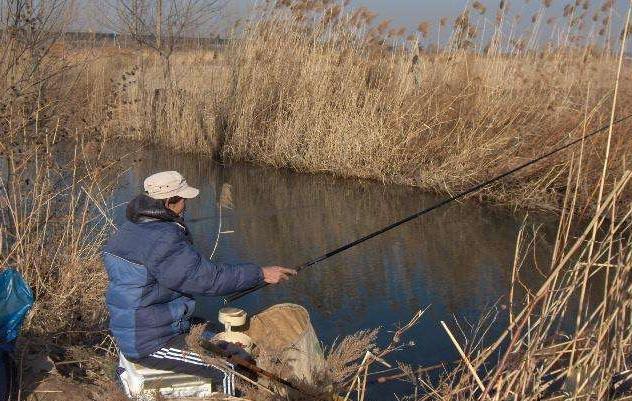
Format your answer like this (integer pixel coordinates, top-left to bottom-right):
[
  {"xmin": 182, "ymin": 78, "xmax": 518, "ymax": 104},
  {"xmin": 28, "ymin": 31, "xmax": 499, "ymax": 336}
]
[{"xmin": 103, "ymin": 195, "xmax": 263, "ymax": 360}]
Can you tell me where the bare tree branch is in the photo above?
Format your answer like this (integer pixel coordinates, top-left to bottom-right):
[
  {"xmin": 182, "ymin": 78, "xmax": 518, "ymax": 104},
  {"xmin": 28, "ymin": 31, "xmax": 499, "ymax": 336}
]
[
  {"xmin": 101, "ymin": 0, "xmax": 223, "ymax": 79},
  {"xmin": 0, "ymin": 0, "xmax": 74, "ymax": 102}
]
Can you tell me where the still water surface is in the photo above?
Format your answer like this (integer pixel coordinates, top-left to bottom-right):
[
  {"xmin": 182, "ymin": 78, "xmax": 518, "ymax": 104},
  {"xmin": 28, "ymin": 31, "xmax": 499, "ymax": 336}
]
[{"xmin": 111, "ymin": 147, "xmax": 560, "ymax": 397}]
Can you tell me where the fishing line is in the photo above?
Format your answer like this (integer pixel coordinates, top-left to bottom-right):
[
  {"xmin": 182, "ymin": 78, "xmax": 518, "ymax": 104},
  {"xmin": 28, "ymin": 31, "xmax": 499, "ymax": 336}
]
[{"xmin": 224, "ymin": 114, "xmax": 632, "ymax": 304}]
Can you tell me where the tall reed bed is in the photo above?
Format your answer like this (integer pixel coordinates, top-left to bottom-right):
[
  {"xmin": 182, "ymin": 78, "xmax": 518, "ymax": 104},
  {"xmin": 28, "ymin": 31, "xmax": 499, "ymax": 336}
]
[
  {"xmin": 404, "ymin": 14, "xmax": 632, "ymax": 398},
  {"xmin": 96, "ymin": 0, "xmax": 632, "ymax": 213},
  {"xmin": 417, "ymin": 162, "xmax": 632, "ymax": 400},
  {"xmin": 0, "ymin": 0, "xmax": 631, "ymax": 398}
]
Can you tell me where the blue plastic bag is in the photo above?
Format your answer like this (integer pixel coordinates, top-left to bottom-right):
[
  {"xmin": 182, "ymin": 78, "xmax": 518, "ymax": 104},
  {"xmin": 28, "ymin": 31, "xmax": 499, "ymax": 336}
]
[{"xmin": 0, "ymin": 269, "xmax": 33, "ymax": 343}]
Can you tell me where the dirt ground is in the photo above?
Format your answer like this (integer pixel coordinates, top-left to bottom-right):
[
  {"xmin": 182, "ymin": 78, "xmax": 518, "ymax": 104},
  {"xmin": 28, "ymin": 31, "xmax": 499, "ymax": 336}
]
[
  {"xmin": 18, "ymin": 374, "xmax": 121, "ymax": 401},
  {"xmin": 9, "ymin": 339, "xmax": 126, "ymax": 401}
]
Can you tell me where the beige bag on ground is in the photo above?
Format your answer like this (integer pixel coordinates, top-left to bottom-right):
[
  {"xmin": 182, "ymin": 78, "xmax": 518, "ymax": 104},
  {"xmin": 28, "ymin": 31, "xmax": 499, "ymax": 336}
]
[{"xmin": 246, "ymin": 303, "xmax": 326, "ymax": 387}]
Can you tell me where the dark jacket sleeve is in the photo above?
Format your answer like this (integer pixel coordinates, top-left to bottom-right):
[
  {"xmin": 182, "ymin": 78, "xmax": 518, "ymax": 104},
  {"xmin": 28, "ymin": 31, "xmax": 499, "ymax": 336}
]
[{"xmin": 145, "ymin": 227, "xmax": 264, "ymax": 296}]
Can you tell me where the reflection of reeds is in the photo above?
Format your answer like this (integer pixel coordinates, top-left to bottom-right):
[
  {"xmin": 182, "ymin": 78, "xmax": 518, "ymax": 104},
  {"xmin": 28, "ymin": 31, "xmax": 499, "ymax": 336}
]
[
  {"xmin": 128, "ymin": 145, "xmax": 550, "ymax": 322},
  {"xmin": 4, "ymin": 0, "xmax": 631, "ymax": 397}
]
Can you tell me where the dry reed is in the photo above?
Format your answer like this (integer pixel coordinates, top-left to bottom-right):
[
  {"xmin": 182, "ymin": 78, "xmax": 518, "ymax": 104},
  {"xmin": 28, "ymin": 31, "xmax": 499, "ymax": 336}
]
[
  {"xmin": 416, "ymin": 163, "xmax": 632, "ymax": 400},
  {"xmin": 409, "ymin": 8, "xmax": 632, "ymax": 398},
  {"xmin": 0, "ymin": 3, "xmax": 129, "ymax": 397},
  {"xmin": 2, "ymin": 0, "xmax": 632, "ymax": 399},
  {"xmin": 88, "ymin": 0, "xmax": 632, "ymax": 215}
]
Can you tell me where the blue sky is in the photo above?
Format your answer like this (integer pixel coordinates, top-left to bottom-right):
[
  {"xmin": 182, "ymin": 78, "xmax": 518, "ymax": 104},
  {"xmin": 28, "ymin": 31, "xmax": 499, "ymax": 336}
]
[
  {"xmin": 81, "ymin": 0, "xmax": 632, "ymax": 50},
  {"xmin": 216, "ymin": 0, "xmax": 631, "ymax": 49},
  {"xmin": 223, "ymin": 0, "xmax": 632, "ymax": 29}
]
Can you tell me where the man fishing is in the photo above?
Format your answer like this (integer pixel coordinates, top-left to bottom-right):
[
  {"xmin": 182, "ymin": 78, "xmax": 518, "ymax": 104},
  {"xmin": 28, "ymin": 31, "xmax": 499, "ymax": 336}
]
[{"xmin": 102, "ymin": 170, "xmax": 296, "ymax": 393}]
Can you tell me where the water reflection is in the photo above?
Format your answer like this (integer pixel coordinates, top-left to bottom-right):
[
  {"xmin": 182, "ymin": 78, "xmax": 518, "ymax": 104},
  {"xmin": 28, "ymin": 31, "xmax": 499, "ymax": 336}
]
[{"xmin": 111, "ymin": 147, "xmax": 564, "ymax": 396}]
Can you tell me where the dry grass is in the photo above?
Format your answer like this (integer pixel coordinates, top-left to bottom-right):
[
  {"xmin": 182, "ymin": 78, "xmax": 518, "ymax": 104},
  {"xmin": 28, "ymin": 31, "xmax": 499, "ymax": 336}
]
[
  {"xmin": 408, "ymin": 9, "xmax": 632, "ymax": 399},
  {"xmin": 0, "ymin": 7, "xmax": 126, "ymax": 397},
  {"xmin": 325, "ymin": 329, "xmax": 380, "ymax": 385},
  {"xmin": 0, "ymin": 136, "xmax": 119, "ymax": 335},
  {"xmin": 1, "ymin": 0, "xmax": 632, "ymax": 400},
  {"xmin": 84, "ymin": 0, "xmax": 632, "ymax": 214},
  {"xmin": 414, "ymin": 166, "xmax": 632, "ymax": 400},
  {"xmin": 0, "ymin": 96, "xmax": 123, "ymax": 399}
]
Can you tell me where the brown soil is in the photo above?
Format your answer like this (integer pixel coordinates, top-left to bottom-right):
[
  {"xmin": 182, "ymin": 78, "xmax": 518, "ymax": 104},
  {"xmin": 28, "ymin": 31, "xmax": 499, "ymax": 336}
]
[{"xmin": 18, "ymin": 374, "xmax": 117, "ymax": 401}]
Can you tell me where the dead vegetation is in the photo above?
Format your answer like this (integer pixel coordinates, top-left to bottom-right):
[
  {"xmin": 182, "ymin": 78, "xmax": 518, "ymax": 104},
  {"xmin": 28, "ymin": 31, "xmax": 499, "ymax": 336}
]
[
  {"xmin": 416, "ymin": 161, "xmax": 632, "ymax": 400},
  {"xmin": 92, "ymin": 0, "xmax": 632, "ymax": 214},
  {"xmin": 325, "ymin": 329, "xmax": 380, "ymax": 385},
  {"xmin": 1, "ymin": 0, "xmax": 632, "ymax": 400}
]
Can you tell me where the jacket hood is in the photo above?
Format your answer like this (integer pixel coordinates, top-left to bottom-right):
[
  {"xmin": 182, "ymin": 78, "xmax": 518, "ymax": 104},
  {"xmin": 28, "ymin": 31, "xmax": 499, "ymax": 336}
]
[{"xmin": 126, "ymin": 194, "xmax": 191, "ymax": 235}]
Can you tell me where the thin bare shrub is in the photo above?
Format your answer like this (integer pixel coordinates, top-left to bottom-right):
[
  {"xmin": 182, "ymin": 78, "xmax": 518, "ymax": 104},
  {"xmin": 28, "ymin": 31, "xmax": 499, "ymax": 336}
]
[
  {"xmin": 0, "ymin": 4, "xmax": 125, "ymax": 397},
  {"xmin": 103, "ymin": 0, "xmax": 223, "ymax": 80},
  {"xmin": 98, "ymin": 48, "xmax": 227, "ymax": 156}
]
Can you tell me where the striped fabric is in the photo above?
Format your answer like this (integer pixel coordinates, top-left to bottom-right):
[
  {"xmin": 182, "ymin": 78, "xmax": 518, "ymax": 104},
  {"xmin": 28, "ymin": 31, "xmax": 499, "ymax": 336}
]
[{"xmin": 147, "ymin": 346, "xmax": 235, "ymax": 396}]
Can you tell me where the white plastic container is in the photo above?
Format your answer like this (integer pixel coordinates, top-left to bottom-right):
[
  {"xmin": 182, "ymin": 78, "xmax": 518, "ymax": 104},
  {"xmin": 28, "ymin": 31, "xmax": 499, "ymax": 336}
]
[
  {"xmin": 218, "ymin": 307, "xmax": 247, "ymax": 330},
  {"xmin": 116, "ymin": 352, "xmax": 215, "ymax": 400}
]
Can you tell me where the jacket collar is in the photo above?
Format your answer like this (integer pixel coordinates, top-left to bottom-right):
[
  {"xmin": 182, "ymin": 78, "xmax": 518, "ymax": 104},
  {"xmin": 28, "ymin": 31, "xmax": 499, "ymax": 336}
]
[{"xmin": 127, "ymin": 195, "xmax": 191, "ymax": 238}]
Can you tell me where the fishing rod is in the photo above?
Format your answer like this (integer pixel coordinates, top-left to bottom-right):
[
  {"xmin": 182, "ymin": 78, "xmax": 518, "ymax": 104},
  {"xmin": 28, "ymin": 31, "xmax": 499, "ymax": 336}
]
[
  {"xmin": 201, "ymin": 341, "xmax": 325, "ymax": 400},
  {"xmin": 224, "ymin": 114, "xmax": 632, "ymax": 304}
]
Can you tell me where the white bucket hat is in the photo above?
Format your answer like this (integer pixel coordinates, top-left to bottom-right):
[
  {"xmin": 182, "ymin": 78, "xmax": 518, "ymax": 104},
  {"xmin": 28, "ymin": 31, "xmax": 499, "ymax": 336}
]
[{"xmin": 144, "ymin": 171, "xmax": 199, "ymax": 200}]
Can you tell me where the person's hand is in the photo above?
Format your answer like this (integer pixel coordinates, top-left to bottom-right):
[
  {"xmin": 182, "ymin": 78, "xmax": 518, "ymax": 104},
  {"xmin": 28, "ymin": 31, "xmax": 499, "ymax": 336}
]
[{"xmin": 261, "ymin": 266, "xmax": 297, "ymax": 284}]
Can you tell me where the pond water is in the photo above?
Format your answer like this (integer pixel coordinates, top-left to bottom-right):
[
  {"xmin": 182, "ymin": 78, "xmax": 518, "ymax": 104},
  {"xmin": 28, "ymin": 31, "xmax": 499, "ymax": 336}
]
[{"xmin": 111, "ymin": 147, "xmax": 562, "ymax": 398}]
